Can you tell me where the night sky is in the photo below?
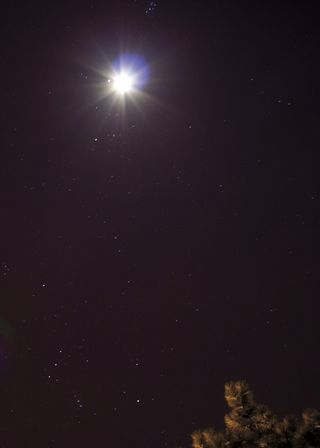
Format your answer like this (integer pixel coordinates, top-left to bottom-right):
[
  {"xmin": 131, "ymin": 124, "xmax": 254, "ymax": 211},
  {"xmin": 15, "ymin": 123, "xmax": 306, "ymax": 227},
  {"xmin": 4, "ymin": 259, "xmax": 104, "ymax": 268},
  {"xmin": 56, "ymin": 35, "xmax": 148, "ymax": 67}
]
[{"xmin": 1, "ymin": 1, "xmax": 320, "ymax": 447}]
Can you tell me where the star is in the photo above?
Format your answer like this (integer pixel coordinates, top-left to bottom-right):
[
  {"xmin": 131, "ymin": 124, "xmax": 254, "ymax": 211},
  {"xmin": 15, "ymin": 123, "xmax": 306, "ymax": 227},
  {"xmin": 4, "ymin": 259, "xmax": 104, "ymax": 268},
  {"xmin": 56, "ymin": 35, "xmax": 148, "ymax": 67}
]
[
  {"xmin": 106, "ymin": 53, "xmax": 150, "ymax": 100},
  {"xmin": 112, "ymin": 71, "xmax": 135, "ymax": 95}
]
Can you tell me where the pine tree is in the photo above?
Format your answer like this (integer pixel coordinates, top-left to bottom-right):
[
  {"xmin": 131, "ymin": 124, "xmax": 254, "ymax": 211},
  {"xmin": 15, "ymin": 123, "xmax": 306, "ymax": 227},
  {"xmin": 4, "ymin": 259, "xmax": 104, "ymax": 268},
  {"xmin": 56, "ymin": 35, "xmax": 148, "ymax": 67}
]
[{"xmin": 191, "ymin": 380, "xmax": 320, "ymax": 448}]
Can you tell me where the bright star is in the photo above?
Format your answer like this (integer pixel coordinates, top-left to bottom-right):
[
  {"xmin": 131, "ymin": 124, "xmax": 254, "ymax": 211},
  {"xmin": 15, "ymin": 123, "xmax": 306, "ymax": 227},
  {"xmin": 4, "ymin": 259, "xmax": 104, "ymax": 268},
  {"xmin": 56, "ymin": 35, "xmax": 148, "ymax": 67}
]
[
  {"xmin": 112, "ymin": 71, "xmax": 135, "ymax": 95},
  {"xmin": 107, "ymin": 53, "xmax": 150, "ymax": 100},
  {"xmin": 97, "ymin": 52, "xmax": 151, "ymax": 112}
]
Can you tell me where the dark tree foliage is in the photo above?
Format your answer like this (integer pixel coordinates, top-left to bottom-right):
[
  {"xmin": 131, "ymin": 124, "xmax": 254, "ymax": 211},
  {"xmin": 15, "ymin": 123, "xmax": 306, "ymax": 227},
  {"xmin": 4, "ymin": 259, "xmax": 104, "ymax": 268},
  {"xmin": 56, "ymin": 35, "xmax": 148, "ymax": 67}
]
[{"xmin": 192, "ymin": 381, "xmax": 320, "ymax": 448}]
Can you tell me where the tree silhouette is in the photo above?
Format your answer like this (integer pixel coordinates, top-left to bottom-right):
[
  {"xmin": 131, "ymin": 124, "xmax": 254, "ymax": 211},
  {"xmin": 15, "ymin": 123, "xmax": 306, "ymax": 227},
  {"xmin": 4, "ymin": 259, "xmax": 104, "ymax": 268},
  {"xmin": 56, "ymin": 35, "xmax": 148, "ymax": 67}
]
[{"xmin": 191, "ymin": 380, "xmax": 320, "ymax": 448}]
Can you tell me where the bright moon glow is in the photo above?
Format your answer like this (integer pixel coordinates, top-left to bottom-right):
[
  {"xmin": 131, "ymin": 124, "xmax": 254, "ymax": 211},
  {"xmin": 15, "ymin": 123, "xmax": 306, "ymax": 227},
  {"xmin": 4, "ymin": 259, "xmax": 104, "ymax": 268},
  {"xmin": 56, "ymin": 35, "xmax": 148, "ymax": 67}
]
[{"xmin": 112, "ymin": 72, "xmax": 135, "ymax": 94}]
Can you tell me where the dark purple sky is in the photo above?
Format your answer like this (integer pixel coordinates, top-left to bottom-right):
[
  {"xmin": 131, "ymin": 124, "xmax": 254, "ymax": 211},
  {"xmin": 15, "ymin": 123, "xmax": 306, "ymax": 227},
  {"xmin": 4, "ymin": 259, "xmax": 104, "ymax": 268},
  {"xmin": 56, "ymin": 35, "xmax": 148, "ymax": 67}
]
[{"xmin": 1, "ymin": 1, "xmax": 320, "ymax": 447}]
